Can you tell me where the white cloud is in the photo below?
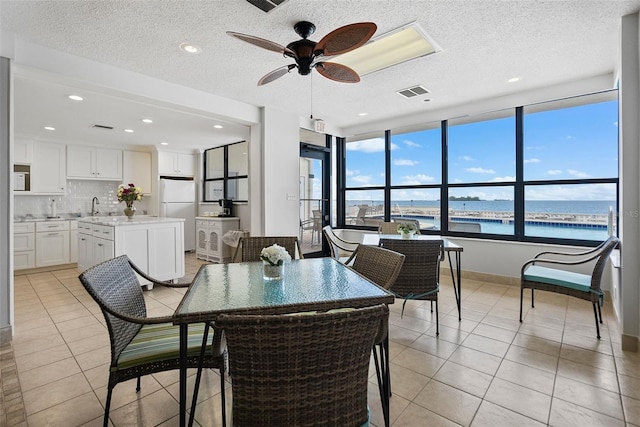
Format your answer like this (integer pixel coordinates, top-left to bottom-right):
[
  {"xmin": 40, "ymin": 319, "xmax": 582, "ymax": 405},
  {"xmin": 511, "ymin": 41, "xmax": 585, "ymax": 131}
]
[
  {"xmin": 546, "ymin": 170, "xmax": 562, "ymax": 175},
  {"xmin": 404, "ymin": 140, "xmax": 421, "ymax": 148},
  {"xmin": 345, "ymin": 168, "xmax": 358, "ymax": 176},
  {"xmin": 466, "ymin": 167, "xmax": 496, "ymax": 174},
  {"xmin": 567, "ymin": 169, "xmax": 591, "ymax": 178},
  {"xmin": 400, "ymin": 174, "xmax": 435, "ymax": 185},
  {"xmin": 525, "ymin": 183, "xmax": 615, "ymax": 201},
  {"xmin": 524, "ymin": 158, "xmax": 540, "ymax": 164},
  {"xmin": 462, "ymin": 156, "xmax": 474, "ymax": 161},
  {"xmin": 394, "ymin": 159, "xmax": 419, "ymax": 166},
  {"xmin": 346, "ymin": 138, "xmax": 385, "ymax": 153},
  {"xmin": 614, "ymin": 121, "xmax": 619, "ymax": 127},
  {"xmin": 566, "ymin": 135, "xmax": 576, "ymax": 140},
  {"xmin": 491, "ymin": 176, "xmax": 515, "ymax": 182},
  {"xmin": 350, "ymin": 175, "xmax": 372, "ymax": 184}
]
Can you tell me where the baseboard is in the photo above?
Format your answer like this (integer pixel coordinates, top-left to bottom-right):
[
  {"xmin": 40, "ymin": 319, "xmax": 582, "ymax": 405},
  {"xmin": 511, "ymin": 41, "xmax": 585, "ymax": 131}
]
[
  {"xmin": 440, "ymin": 267, "xmax": 519, "ymax": 287},
  {"xmin": 14, "ymin": 263, "xmax": 78, "ymax": 276}
]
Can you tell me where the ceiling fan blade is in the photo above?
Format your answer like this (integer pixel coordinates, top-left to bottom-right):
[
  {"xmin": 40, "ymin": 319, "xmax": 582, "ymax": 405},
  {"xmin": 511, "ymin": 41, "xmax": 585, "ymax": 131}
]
[
  {"xmin": 227, "ymin": 31, "xmax": 295, "ymax": 56},
  {"xmin": 258, "ymin": 64, "xmax": 297, "ymax": 86},
  {"xmin": 315, "ymin": 22, "xmax": 377, "ymax": 57},
  {"xmin": 315, "ymin": 62, "xmax": 360, "ymax": 83}
]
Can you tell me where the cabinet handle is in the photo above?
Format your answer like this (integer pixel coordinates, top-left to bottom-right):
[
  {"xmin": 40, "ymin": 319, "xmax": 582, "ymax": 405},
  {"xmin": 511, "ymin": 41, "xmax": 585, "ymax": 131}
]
[
  {"xmin": 48, "ymin": 233, "xmax": 59, "ymax": 236},
  {"xmin": 103, "ymin": 231, "xmax": 109, "ymax": 234},
  {"xmin": 81, "ymin": 238, "xmax": 86, "ymax": 241},
  {"xmin": 97, "ymin": 243, "xmax": 103, "ymax": 247}
]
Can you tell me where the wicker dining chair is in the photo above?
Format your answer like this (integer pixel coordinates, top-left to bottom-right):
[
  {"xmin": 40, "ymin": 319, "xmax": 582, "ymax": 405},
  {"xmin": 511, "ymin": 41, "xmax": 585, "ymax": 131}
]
[
  {"xmin": 232, "ymin": 236, "xmax": 302, "ymax": 262},
  {"xmin": 216, "ymin": 304, "xmax": 388, "ymax": 427},
  {"xmin": 520, "ymin": 235, "xmax": 619, "ymax": 339},
  {"xmin": 347, "ymin": 244, "xmax": 405, "ymax": 427},
  {"xmin": 78, "ymin": 255, "xmax": 227, "ymax": 427},
  {"xmin": 322, "ymin": 225, "xmax": 359, "ymax": 263},
  {"xmin": 379, "ymin": 238, "xmax": 444, "ymax": 335}
]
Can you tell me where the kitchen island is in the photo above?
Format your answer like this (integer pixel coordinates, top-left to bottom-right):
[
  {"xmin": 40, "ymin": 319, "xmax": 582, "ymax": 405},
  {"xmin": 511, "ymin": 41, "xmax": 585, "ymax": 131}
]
[{"xmin": 77, "ymin": 216, "xmax": 185, "ymax": 289}]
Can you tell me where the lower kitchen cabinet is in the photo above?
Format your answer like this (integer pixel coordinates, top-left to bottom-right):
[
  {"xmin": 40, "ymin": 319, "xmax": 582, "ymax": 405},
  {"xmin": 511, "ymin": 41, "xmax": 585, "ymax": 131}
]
[
  {"xmin": 78, "ymin": 217, "xmax": 185, "ymax": 288},
  {"xmin": 14, "ymin": 222, "xmax": 35, "ymax": 270},
  {"xmin": 35, "ymin": 221, "xmax": 70, "ymax": 267}
]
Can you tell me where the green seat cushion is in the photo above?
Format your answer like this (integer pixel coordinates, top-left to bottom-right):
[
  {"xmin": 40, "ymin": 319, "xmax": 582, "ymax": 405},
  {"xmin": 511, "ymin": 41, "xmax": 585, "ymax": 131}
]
[
  {"xmin": 524, "ymin": 265, "xmax": 593, "ymax": 293},
  {"xmin": 115, "ymin": 322, "xmax": 212, "ymax": 370}
]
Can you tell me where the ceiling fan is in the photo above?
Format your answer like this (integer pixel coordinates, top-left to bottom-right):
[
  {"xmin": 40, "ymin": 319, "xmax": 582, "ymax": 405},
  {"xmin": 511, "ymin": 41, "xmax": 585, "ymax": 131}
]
[{"xmin": 227, "ymin": 21, "xmax": 377, "ymax": 86}]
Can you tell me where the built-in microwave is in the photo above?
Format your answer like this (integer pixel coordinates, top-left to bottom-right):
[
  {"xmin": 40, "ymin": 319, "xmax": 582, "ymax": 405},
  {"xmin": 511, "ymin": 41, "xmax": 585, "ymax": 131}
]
[{"xmin": 13, "ymin": 165, "xmax": 30, "ymax": 191}]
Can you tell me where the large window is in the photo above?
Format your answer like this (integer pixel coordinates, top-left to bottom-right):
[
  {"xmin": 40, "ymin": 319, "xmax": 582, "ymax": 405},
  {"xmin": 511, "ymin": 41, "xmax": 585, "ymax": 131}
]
[
  {"xmin": 203, "ymin": 141, "xmax": 248, "ymax": 202},
  {"xmin": 339, "ymin": 91, "xmax": 619, "ymax": 244}
]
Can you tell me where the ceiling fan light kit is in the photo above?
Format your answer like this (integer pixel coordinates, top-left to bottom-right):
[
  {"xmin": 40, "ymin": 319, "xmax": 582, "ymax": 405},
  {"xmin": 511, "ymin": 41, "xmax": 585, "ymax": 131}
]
[{"xmin": 227, "ymin": 21, "xmax": 377, "ymax": 85}]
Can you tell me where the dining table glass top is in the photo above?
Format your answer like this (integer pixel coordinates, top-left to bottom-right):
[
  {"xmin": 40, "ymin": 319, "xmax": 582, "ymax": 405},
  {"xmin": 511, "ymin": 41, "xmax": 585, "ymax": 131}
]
[{"xmin": 173, "ymin": 257, "xmax": 394, "ymax": 322}]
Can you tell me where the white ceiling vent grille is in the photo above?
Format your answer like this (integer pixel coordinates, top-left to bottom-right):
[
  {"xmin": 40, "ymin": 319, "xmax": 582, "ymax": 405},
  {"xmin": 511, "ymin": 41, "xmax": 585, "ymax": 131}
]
[
  {"xmin": 397, "ymin": 85, "xmax": 430, "ymax": 99},
  {"xmin": 245, "ymin": 0, "xmax": 288, "ymax": 13}
]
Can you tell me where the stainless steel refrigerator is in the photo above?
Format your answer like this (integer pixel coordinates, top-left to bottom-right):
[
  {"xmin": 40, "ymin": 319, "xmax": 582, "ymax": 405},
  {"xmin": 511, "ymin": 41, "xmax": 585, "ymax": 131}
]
[{"xmin": 159, "ymin": 178, "xmax": 196, "ymax": 251}]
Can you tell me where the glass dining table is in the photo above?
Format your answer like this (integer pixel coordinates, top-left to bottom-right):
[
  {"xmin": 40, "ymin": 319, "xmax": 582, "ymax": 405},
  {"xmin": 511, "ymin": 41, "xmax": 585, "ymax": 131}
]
[
  {"xmin": 361, "ymin": 234, "xmax": 464, "ymax": 321},
  {"xmin": 172, "ymin": 257, "xmax": 395, "ymax": 427}
]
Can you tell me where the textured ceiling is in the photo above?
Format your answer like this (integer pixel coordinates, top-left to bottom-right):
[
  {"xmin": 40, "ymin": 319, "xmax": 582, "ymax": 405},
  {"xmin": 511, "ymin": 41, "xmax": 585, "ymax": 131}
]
[{"xmin": 2, "ymin": 0, "xmax": 640, "ymax": 149}]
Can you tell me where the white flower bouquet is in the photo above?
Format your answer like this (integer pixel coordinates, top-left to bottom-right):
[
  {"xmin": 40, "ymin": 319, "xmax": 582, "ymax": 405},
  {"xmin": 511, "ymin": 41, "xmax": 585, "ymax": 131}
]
[{"xmin": 260, "ymin": 244, "xmax": 292, "ymax": 266}]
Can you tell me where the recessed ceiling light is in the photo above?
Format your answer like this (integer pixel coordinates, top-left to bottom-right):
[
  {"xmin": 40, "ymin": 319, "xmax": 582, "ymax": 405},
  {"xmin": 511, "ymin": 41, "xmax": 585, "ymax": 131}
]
[
  {"xmin": 124, "ymin": 129, "xmax": 134, "ymax": 133},
  {"xmin": 213, "ymin": 124, "xmax": 224, "ymax": 129},
  {"xmin": 179, "ymin": 42, "xmax": 201, "ymax": 54},
  {"xmin": 160, "ymin": 142, "xmax": 169, "ymax": 146},
  {"xmin": 68, "ymin": 95, "xmax": 83, "ymax": 101},
  {"xmin": 508, "ymin": 77, "xmax": 520, "ymax": 83},
  {"xmin": 358, "ymin": 112, "xmax": 368, "ymax": 117},
  {"xmin": 142, "ymin": 118, "xmax": 153, "ymax": 124},
  {"xmin": 43, "ymin": 126, "xmax": 55, "ymax": 131}
]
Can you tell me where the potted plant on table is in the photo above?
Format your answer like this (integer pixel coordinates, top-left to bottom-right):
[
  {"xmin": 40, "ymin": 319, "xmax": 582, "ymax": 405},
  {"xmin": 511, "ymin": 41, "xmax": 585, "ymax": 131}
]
[
  {"xmin": 397, "ymin": 222, "xmax": 418, "ymax": 239},
  {"xmin": 260, "ymin": 244, "xmax": 292, "ymax": 280},
  {"xmin": 117, "ymin": 183, "xmax": 143, "ymax": 219}
]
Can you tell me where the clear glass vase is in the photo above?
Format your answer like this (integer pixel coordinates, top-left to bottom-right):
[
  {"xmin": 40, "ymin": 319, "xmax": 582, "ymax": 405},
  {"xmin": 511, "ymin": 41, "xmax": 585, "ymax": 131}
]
[
  {"xmin": 263, "ymin": 262, "xmax": 284, "ymax": 280},
  {"xmin": 124, "ymin": 202, "xmax": 136, "ymax": 219}
]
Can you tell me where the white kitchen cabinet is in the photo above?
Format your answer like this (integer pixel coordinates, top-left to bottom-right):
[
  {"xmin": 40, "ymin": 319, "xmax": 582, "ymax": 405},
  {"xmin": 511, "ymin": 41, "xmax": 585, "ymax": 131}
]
[
  {"xmin": 32, "ymin": 142, "xmax": 66, "ymax": 194},
  {"xmin": 78, "ymin": 218, "xmax": 185, "ymax": 288},
  {"xmin": 122, "ymin": 150, "xmax": 152, "ymax": 194},
  {"xmin": 158, "ymin": 151, "xmax": 196, "ymax": 177},
  {"xmin": 14, "ymin": 138, "xmax": 33, "ymax": 164},
  {"xmin": 69, "ymin": 220, "xmax": 78, "ymax": 263},
  {"xmin": 14, "ymin": 222, "xmax": 35, "ymax": 270},
  {"xmin": 67, "ymin": 146, "xmax": 122, "ymax": 180},
  {"xmin": 196, "ymin": 217, "xmax": 239, "ymax": 263},
  {"xmin": 35, "ymin": 221, "xmax": 70, "ymax": 267}
]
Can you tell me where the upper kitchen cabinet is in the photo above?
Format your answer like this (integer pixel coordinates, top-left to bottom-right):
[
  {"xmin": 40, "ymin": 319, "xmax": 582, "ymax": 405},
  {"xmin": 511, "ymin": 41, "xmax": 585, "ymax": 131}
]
[
  {"xmin": 123, "ymin": 150, "xmax": 152, "ymax": 195},
  {"xmin": 14, "ymin": 138, "xmax": 33, "ymax": 164},
  {"xmin": 158, "ymin": 151, "xmax": 196, "ymax": 177},
  {"xmin": 31, "ymin": 142, "xmax": 66, "ymax": 194},
  {"xmin": 67, "ymin": 146, "xmax": 122, "ymax": 180}
]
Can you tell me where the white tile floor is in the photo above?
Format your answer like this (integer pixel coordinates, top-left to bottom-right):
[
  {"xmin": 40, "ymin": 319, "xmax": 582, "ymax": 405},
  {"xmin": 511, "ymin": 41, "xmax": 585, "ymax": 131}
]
[{"xmin": 5, "ymin": 253, "xmax": 640, "ymax": 426}]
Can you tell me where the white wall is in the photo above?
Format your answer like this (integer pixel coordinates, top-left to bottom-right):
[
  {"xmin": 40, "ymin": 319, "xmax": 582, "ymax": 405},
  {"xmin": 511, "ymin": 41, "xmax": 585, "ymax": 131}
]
[
  {"xmin": 619, "ymin": 13, "xmax": 640, "ymax": 349},
  {"xmin": 261, "ymin": 107, "xmax": 300, "ymax": 236}
]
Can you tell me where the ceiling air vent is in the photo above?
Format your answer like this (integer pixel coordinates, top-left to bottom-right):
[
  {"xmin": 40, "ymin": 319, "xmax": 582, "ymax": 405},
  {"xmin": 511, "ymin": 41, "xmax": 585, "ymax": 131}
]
[
  {"xmin": 397, "ymin": 85, "xmax": 430, "ymax": 99},
  {"xmin": 245, "ymin": 0, "xmax": 288, "ymax": 13},
  {"xmin": 92, "ymin": 124, "xmax": 114, "ymax": 130}
]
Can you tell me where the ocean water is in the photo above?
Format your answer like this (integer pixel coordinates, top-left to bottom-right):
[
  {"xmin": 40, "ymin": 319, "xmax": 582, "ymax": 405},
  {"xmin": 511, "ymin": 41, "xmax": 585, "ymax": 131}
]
[{"xmin": 348, "ymin": 200, "xmax": 616, "ymax": 215}]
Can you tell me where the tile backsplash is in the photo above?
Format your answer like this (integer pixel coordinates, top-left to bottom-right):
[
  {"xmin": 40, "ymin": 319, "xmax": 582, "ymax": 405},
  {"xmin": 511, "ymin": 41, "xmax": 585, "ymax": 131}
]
[{"xmin": 14, "ymin": 180, "xmax": 151, "ymax": 218}]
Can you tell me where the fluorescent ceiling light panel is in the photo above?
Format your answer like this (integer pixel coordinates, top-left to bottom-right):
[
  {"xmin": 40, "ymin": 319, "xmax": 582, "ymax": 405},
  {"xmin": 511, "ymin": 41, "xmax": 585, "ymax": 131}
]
[{"xmin": 330, "ymin": 22, "xmax": 441, "ymax": 77}]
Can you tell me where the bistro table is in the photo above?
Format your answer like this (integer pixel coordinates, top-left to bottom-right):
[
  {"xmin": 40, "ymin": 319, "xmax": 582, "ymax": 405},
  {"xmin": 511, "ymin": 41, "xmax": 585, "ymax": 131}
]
[
  {"xmin": 362, "ymin": 234, "xmax": 464, "ymax": 321},
  {"xmin": 172, "ymin": 257, "xmax": 395, "ymax": 427}
]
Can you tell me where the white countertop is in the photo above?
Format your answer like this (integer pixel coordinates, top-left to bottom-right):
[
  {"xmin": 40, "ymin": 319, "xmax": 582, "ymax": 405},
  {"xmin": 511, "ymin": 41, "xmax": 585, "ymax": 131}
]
[
  {"xmin": 196, "ymin": 216, "xmax": 239, "ymax": 221},
  {"xmin": 78, "ymin": 216, "xmax": 185, "ymax": 226}
]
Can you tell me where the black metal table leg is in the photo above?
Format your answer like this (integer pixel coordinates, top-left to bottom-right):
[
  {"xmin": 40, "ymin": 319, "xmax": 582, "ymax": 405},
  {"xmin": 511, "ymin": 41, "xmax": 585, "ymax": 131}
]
[
  {"xmin": 179, "ymin": 324, "xmax": 188, "ymax": 427},
  {"xmin": 447, "ymin": 252, "xmax": 462, "ymax": 321}
]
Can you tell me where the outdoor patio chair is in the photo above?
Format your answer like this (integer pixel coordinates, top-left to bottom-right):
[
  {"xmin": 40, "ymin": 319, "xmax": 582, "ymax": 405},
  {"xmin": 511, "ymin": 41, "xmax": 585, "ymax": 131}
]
[
  {"xmin": 520, "ymin": 235, "xmax": 619, "ymax": 339},
  {"xmin": 379, "ymin": 238, "xmax": 444, "ymax": 335},
  {"xmin": 322, "ymin": 225, "xmax": 359, "ymax": 263},
  {"xmin": 233, "ymin": 236, "xmax": 302, "ymax": 262},
  {"xmin": 78, "ymin": 255, "xmax": 227, "ymax": 427},
  {"xmin": 448, "ymin": 221, "xmax": 482, "ymax": 232},
  {"xmin": 300, "ymin": 209, "xmax": 322, "ymax": 245},
  {"xmin": 216, "ymin": 304, "xmax": 388, "ymax": 427}
]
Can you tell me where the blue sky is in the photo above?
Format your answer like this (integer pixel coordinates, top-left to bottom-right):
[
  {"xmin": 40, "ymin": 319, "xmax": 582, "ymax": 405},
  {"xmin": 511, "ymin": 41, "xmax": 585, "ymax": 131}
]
[{"xmin": 345, "ymin": 99, "xmax": 618, "ymax": 201}]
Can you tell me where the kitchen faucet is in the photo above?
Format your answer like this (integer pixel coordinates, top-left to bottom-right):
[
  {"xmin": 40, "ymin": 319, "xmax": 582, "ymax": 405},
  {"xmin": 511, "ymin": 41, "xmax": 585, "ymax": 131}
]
[{"xmin": 91, "ymin": 197, "xmax": 100, "ymax": 216}]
